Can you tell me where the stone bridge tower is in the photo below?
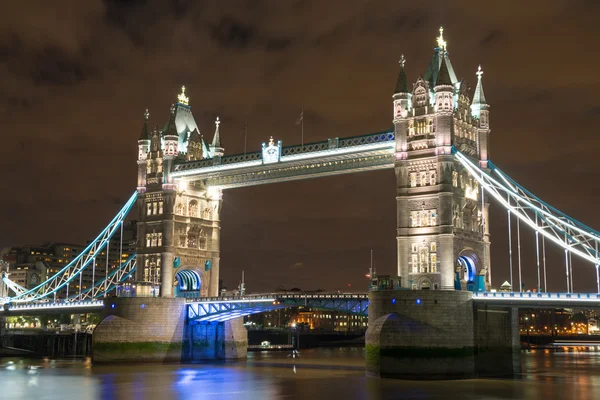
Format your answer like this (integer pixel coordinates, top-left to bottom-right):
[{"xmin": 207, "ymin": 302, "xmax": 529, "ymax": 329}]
[
  {"xmin": 135, "ymin": 87, "xmax": 223, "ymax": 297},
  {"xmin": 393, "ymin": 28, "xmax": 491, "ymax": 291}
]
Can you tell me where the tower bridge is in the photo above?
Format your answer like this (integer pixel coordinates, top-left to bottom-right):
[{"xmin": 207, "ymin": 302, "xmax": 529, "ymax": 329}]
[{"xmin": 1, "ymin": 28, "xmax": 599, "ymax": 377}]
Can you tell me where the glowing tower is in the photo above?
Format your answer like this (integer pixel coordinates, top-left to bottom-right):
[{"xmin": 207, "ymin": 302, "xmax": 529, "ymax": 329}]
[
  {"xmin": 393, "ymin": 28, "xmax": 491, "ymax": 290},
  {"xmin": 135, "ymin": 87, "xmax": 223, "ymax": 297}
]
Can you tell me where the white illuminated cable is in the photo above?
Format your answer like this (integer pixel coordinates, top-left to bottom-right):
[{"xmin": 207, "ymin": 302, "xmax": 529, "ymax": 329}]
[{"xmin": 454, "ymin": 151, "xmax": 600, "ymax": 265}]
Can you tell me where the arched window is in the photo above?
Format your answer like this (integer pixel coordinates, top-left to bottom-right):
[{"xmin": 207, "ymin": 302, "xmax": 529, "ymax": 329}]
[
  {"xmin": 199, "ymin": 232, "xmax": 207, "ymax": 250},
  {"xmin": 189, "ymin": 200, "xmax": 199, "ymax": 218},
  {"xmin": 429, "ymin": 170, "xmax": 436, "ymax": 186}
]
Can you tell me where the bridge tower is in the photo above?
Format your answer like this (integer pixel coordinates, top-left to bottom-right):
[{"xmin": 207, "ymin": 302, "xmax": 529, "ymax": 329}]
[
  {"xmin": 393, "ymin": 28, "xmax": 491, "ymax": 291},
  {"xmin": 135, "ymin": 87, "xmax": 223, "ymax": 297}
]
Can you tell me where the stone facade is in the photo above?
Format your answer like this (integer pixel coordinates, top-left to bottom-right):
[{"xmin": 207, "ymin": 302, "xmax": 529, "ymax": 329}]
[
  {"xmin": 365, "ymin": 290, "xmax": 520, "ymax": 378},
  {"xmin": 393, "ymin": 29, "xmax": 491, "ymax": 290},
  {"xmin": 136, "ymin": 92, "xmax": 223, "ymax": 298},
  {"xmin": 93, "ymin": 297, "xmax": 188, "ymax": 363}
]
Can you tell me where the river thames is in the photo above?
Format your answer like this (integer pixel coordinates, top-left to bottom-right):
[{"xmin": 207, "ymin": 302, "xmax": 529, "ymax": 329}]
[{"xmin": 1, "ymin": 347, "xmax": 600, "ymax": 399}]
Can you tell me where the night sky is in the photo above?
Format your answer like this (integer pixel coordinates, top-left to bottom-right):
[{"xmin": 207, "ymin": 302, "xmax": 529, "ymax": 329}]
[{"xmin": 1, "ymin": 1, "xmax": 599, "ymax": 293}]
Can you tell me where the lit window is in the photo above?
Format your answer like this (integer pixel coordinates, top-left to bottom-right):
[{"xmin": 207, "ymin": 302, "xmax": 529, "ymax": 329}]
[
  {"xmin": 158, "ymin": 201, "xmax": 164, "ymax": 214},
  {"xmin": 147, "ymin": 203, "xmax": 152, "ymax": 216},
  {"xmin": 410, "ymin": 173, "xmax": 417, "ymax": 188}
]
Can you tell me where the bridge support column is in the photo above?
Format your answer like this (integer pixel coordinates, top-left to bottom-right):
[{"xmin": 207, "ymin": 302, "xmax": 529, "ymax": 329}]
[
  {"xmin": 365, "ymin": 290, "xmax": 520, "ymax": 379},
  {"xmin": 189, "ymin": 318, "xmax": 247, "ymax": 360},
  {"xmin": 160, "ymin": 252, "xmax": 174, "ymax": 298},
  {"xmin": 93, "ymin": 297, "xmax": 187, "ymax": 363}
]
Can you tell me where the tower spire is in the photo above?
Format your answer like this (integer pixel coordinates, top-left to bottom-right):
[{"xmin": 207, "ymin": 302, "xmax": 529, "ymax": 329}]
[
  {"xmin": 212, "ymin": 117, "xmax": 222, "ymax": 148},
  {"xmin": 209, "ymin": 116, "xmax": 224, "ymax": 163},
  {"xmin": 177, "ymin": 86, "xmax": 189, "ymax": 105},
  {"xmin": 394, "ymin": 54, "xmax": 409, "ymax": 94},
  {"xmin": 472, "ymin": 65, "xmax": 487, "ymax": 105},
  {"xmin": 436, "ymin": 26, "xmax": 447, "ymax": 51},
  {"xmin": 139, "ymin": 109, "xmax": 150, "ymax": 140}
]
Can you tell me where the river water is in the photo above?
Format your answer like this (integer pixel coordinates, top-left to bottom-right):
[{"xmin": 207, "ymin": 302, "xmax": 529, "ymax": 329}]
[{"xmin": 1, "ymin": 348, "xmax": 600, "ymax": 399}]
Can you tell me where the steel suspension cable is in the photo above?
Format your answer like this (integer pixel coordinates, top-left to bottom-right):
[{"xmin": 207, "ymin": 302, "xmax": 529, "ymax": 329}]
[
  {"xmin": 543, "ymin": 236, "xmax": 547, "ymax": 292},
  {"xmin": 535, "ymin": 213, "xmax": 541, "ymax": 292},
  {"xmin": 517, "ymin": 218, "xmax": 522, "ymax": 292},
  {"xmin": 508, "ymin": 198, "xmax": 514, "ymax": 291}
]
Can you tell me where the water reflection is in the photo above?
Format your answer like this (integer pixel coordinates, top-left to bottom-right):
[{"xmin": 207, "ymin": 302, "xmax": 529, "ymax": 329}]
[{"xmin": 1, "ymin": 348, "xmax": 600, "ymax": 399}]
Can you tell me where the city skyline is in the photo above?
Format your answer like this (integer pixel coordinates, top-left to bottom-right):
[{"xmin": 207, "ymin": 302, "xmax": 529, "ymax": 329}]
[{"xmin": 1, "ymin": 1, "xmax": 599, "ymax": 292}]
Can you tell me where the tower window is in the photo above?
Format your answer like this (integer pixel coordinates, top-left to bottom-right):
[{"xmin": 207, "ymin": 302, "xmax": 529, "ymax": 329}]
[{"xmin": 410, "ymin": 173, "xmax": 417, "ymax": 188}]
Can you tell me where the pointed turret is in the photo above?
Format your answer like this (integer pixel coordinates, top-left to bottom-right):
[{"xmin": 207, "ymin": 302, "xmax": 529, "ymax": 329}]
[
  {"xmin": 394, "ymin": 54, "xmax": 409, "ymax": 94},
  {"xmin": 392, "ymin": 54, "xmax": 412, "ymax": 135},
  {"xmin": 209, "ymin": 117, "xmax": 224, "ymax": 165},
  {"xmin": 137, "ymin": 109, "xmax": 151, "ymax": 192},
  {"xmin": 471, "ymin": 65, "xmax": 488, "ymax": 116},
  {"xmin": 139, "ymin": 109, "xmax": 150, "ymax": 141},
  {"xmin": 211, "ymin": 117, "xmax": 222, "ymax": 149},
  {"xmin": 163, "ymin": 104, "xmax": 179, "ymax": 157},
  {"xmin": 163, "ymin": 104, "xmax": 179, "ymax": 139}
]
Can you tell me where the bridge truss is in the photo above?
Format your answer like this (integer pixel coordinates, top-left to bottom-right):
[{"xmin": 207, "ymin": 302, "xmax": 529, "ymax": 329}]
[{"xmin": 187, "ymin": 294, "xmax": 369, "ymax": 322}]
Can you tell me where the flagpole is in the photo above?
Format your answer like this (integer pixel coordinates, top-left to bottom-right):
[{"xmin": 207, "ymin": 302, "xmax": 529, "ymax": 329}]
[
  {"xmin": 301, "ymin": 109, "xmax": 304, "ymax": 147},
  {"xmin": 244, "ymin": 121, "xmax": 247, "ymax": 155}
]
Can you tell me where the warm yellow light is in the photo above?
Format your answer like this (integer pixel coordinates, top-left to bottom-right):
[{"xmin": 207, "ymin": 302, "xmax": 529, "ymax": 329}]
[
  {"xmin": 177, "ymin": 86, "xmax": 189, "ymax": 105},
  {"xmin": 437, "ymin": 27, "xmax": 447, "ymax": 51}
]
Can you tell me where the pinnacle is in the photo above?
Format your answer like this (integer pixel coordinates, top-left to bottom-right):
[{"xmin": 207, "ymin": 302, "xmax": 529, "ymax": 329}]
[{"xmin": 394, "ymin": 54, "xmax": 410, "ymax": 94}]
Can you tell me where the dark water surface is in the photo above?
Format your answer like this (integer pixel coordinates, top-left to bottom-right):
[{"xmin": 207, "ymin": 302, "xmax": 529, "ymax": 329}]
[{"xmin": 2, "ymin": 347, "xmax": 600, "ymax": 399}]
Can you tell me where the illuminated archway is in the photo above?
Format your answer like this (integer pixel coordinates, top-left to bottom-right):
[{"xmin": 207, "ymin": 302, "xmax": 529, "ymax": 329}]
[
  {"xmin": 456, "ymin": 250, "xmax": 480, "ymax": 283},
  {"xmin": 175, "ymin": 269, "xmax": 202, "ymax": 294}
]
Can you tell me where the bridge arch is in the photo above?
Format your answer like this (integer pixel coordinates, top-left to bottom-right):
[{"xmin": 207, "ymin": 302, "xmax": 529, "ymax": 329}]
[
  {"xmin": 456, "ymin": 249, "xmax": 480, "ymax": 283},
  {"xmin": 174, "ymin": 268, "xmax": 203, "ymax": 298}
]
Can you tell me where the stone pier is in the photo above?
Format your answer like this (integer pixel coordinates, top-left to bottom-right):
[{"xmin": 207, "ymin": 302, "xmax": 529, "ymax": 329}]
[
  {"xmin": 365, "ymin": 290, "xmax": 520, "ymax": 379},
  {"xmin": 92, "ymin": 297, "xmax": 247, "ymax": 363}
]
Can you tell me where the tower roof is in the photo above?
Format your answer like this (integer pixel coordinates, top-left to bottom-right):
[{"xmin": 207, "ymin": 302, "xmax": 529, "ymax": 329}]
[
  {"xmin": 436, "ymin": 55, "xmax": 453, "ymax": 87},
  {"xmin": 139, "ymin": 109, "xmax": 150, "ymax": 141},
  {"xmin": 394, "ymin": 54, "xmax": 409, "ymax": 94},
  {"xmin": 160, "ymin": 87, "xmax": 201, "ymax": 153},
  {"xmin": 188, "ymin": 128, "xmax": 201, "ymax": 143},
  {"xmin": 163, "ymin": 104, "xmax": 179, "ymax": 138},
  {"xmin": 423, "ymin": 27, "xmax": 458, "ymax": 87}
]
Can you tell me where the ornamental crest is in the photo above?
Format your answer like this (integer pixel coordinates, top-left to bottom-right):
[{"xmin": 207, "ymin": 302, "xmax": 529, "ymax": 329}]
[{"xmin": 262, "ymin": 136, "xmax": 282, "ymax": 164}]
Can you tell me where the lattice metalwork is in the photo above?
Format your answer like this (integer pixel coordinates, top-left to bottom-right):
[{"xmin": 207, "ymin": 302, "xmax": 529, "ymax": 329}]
[
  {"xmin": 187, "ymin": 293, "xmax": 369, "ymax": 322},
  {"xmin": 206, "ymin": 153, "xmax": 394, "ymax": 189},
  {"xmin": 221, "ymin": 151, "xmax": 262, "ymax": 165},
  {"xmin": 338, "ymin": 131, "xmax": 394, "ymax": 148},
  {"xmin": 1, "ymin": 192, "xmax": 137, "ymax": 305},
  {"xmin": 281, "ymin": 140, "xmax": 331, "ymax": 156},
  {"xmin": 454, "ymin": 148, "xmax": 600, "ymax": 266},
  {"xmin": 66, "ymin": 254, "xmax": 136, "ymax": 301}
]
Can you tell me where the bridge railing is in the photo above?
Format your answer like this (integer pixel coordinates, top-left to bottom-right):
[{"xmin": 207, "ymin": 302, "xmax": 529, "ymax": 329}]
[
  {"xmin": 186, "ymin": 293, "xmax": 369, "ymax": 303},
  {"xmin": 473, "ymin": 292, "xmax": 600, "ymax": 302}
]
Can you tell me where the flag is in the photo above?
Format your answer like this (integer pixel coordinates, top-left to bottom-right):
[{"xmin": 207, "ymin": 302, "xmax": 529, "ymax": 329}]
[{"xmin": 295, "ymin": 110, "xmax": 303, "ymax": 125}]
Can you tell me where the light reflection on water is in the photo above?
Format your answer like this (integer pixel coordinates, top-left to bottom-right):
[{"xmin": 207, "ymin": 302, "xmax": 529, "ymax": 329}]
[{"xmin": 1, "ymin": 348, "xmax": 600, "ymax": 400}]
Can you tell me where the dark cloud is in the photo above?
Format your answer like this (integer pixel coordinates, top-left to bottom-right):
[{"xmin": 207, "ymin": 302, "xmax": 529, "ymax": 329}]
[{"xmin": 0, "ymin": 0, "xmax": 598, "ymax": 292}]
